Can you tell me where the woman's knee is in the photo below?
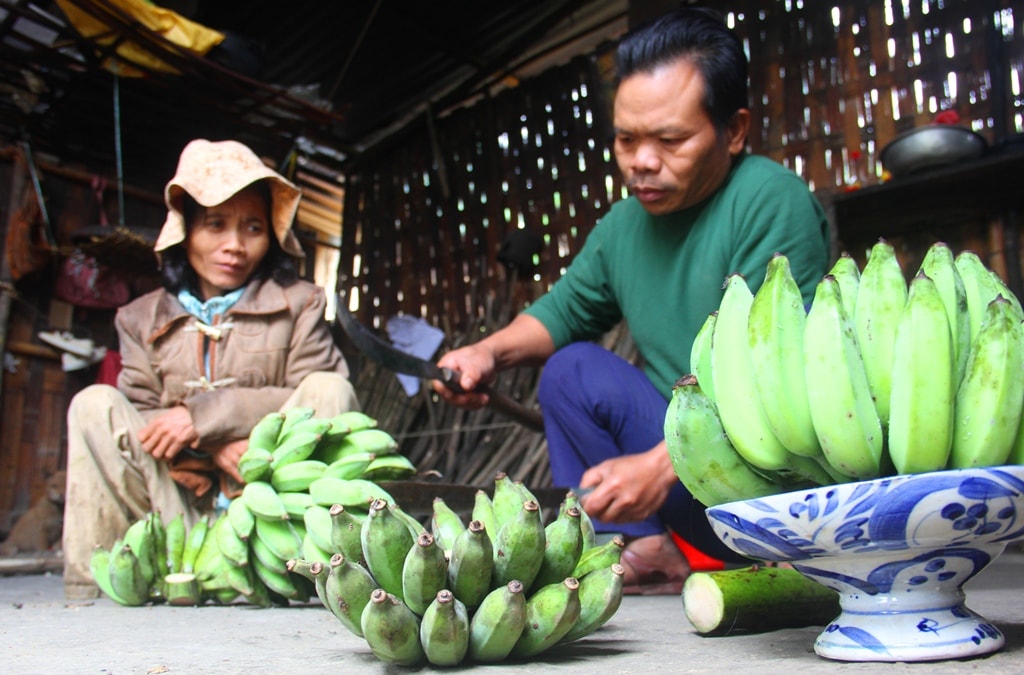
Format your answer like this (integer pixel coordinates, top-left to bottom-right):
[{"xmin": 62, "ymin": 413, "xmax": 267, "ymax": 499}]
[
  {"xmin": 68, "ymin": 384, "xmax": 124, "ymax": 422},
  {"xmin": 292, "ymin": 371, "xmax": 360, "ymax": 415}
]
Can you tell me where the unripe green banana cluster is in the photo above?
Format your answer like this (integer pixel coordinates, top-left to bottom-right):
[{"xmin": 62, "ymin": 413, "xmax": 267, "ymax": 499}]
[
  {"xmin": 238, "ymin": 407, "xmax": 417, "ymax": 489},
  {"xmin": 288, "ymin": 471, "xmax": 627, "ymax": 666},
  {"xmin": 89, "ymin": 511, "xmax": 243, "ymax": 607},
  {"xmin": 90, "ymin": 408, "xmax": 416, "ymax": 608},
  {"xmin": 668, "ymin": 240, "xmax": 1024, "ymax": 507}
]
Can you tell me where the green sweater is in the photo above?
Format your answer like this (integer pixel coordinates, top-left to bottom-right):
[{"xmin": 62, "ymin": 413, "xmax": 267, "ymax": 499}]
[{"xmin": 524, "ymin": 153, "xmax": 829, "ymax": 398}]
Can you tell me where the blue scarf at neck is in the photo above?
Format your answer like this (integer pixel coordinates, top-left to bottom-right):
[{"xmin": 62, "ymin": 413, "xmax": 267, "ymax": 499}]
[{"xmin": 177, "ymin": 287, "xmax": 245, "ymax": 324}]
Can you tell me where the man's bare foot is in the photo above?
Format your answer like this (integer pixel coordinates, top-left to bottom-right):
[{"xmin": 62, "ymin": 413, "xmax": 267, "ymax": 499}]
[{"xmin": 619, "ymin": 532, "xmax": 690, "ymax": 595}]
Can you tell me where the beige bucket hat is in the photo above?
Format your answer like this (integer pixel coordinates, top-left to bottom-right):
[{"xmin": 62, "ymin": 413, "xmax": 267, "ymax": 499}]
[{"xmin": 155, "ymin": 139, "xmax": 304, "ymax": 258}]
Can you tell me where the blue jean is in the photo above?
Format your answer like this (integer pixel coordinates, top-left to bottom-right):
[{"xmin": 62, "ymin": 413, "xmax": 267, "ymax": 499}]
[{"xmin": 537, "ymin": 342, "xmax": 743, "ymax": 562}]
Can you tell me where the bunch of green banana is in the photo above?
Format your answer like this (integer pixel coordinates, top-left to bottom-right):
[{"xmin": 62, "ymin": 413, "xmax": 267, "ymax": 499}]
[
  {"xmin": 89, "ymin": 510, "xmax": 234, "ymax": 607},
  {"xmin": 284, "ymin": 470, "xmax": 626, "ymax": 665},
  {"xmin": 670, "ymin": 240, "xmax": 1024, "ymax": 505},
  {"xmin": 236, "ymin": 407, "xmax": 417, "ymax": 489}
]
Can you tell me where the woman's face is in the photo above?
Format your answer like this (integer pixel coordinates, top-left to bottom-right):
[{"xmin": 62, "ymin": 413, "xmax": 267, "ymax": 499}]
[{"xmin": 185, "ymin": 186, "xmax": 271, "ymax": 299}]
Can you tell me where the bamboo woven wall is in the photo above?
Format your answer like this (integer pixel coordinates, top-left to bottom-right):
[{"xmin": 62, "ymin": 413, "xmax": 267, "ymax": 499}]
[
  {"xmin": 341, "ymin": 0, "xmax": 1024, "ymax": 331},
  {"xmin": 338, "ymin": 0, "xmax": 1024, "ymax": 487}
]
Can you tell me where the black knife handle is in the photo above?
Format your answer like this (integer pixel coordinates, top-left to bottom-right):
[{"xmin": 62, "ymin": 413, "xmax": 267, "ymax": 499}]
[{"xmin": 440, "ymin": 367, "xmax": 545, "ymax": 432}]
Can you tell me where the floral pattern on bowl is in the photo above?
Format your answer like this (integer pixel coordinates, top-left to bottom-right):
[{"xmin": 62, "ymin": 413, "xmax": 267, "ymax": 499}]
[{"xmin": 706, "ymin": 466, "xmax": 1024, "ymax": 662}]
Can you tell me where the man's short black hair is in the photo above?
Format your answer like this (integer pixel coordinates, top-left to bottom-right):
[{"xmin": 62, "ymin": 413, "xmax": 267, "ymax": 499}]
[{"xmin": 615, "ymin": 7, "xmax": 749, "ymax": 132}]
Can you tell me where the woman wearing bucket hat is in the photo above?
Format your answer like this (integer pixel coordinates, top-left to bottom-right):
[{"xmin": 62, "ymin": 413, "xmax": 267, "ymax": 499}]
[{"xmin": 61, "ymin": 139, "xmax": 359, "ymax": 600}]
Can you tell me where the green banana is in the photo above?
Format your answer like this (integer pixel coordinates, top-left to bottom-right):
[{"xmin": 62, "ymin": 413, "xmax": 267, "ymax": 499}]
[
  {"xmin": 301, "ymin": 531, "xmax": 333, "ymax": 565},
  {"xmin": 323, "ymin": 451, "xmax": 376, "ymax": 480},
  {"xmin": 888, "ymin": 272, "xmax": 957, "ymax": 474},
  {"xmin": 277, "ymin": 406, "xmax": 316, "ymax": 440},
  {"xmin": 109, "ymin": 543, "xmax": 149, "ymax": 606},
  {"xmin": 325, "ymin": 552, "xmax": 377, "ymax": 637},
  {"xmin": 361, "ymin": 498, "xmax": 415, "ymax": 598},
  {"xmin": 308, "ymin": 476, "xmax": 394, "ymax": 509},
  {"xmin": 854, "ymin": 238, "xmax": 907, "ymax": 430},
  {"xmin": 360, "ymin": 454, "xmax": 417, "ymax": 481},
  {"xmin": 149, "ymin": 511, "xmax": 168, "ymax": 587},
  {"xmin": 448, "ymin": 519, "xmax": 494, "ymax": 611},
  {"xmin": 509, "ymin": 577, "xmax": 581, "ymax": 659},
  {"xmin": 251, "ymin": 553, "xmax": 300, "ymax": 601},
  {"xmin": 711, "ymin": 273, "xmax": 793, "ymax": 470},
  {"xmin": 419, "ymin": 589, "xmax": 470, "ymax": 666},
  {"xmin": 91, "ymin": 545, "xmax": 129, "ymax": 605},
  {"xmin": 226, "ymin": 497, "xmax": 256, "ymax": 541},
  {"xmin": 560, "ymin": 491, "xmax": 597, "ymax": 551},
  {"xmin": 317, "ymin": 428, "xmax": 398, "ymax": 465},
  {"xmin": 572, "ymin": 535, "xmax": 624, "ymax": 579},
  {"xmin": 302, "ymin": 504, "xmax": 335, "ymax": 552},
  {"xmin": 224, "ymin": 560, "xmax": 258, "ymax": 597},
  {"xmin": 748, "ymin": 253, "xmax": 822, "ymax": 458},
  {"xmin": 950, "ymin": 296, "xmax": 1024, "ymax": 468},
  {"xmin": 241, "ymin": 481, "xmax": 289, "ymax": 521},
  {"xmin": 804, "ymin": 274, "xmax": 884, "ymax": 478},
  {"xmin": 491, "ymin": 499, "xmax": 545, "ymax": 590},
  {"xmin": 1007, "ymin": 399, "xmax": 1024, "ymax": 465},
  {"xmin": 253, "ymin": 517, "xmax": 302, "ymax": 563},
  {"xmin": 271, "ymin": 430, "xmax": 326, "ymax": 470},
  {"xmin": 277, "ymin": 491, "xmax": 314, "ymax": 521},
  {"xmin": 390, "ymin": 504, "xmax": 426, "ymax": 537},
  {"xmin": 181, "ymin": 515, "xmax": 210, "ymax": 575},
  {"xmin": 122, "ymin": 516, "xmax": 156, "ymax": 587},
  {"xmin": 250, "ymin": 530, "xmax": 290, "ymax": 576},
  {"xmin": 471, "ymin": 489, "xmax": 496, "ymax": 543},
  {"xmin": 919, "ymin": 242, "xmax": 971, "ymax": 385},
  {"xmin": 215, "ymin": 511, "xmax": 251, "ymax": 567},
  {"xmin": 324, "ymin": 410, "xmax": 378, "ymax": 436},
  {"xmin": 467, "ymin": 580, "xmax": 527, "ymax": 663},
  {"xmin": 287, "ymin": 558, "xmax": 325, "ymax": 599},
  {"xmin": 194, "ymin": 517, "xmax": 231, "ymax": 581},
  {"xmin": 430, "ymin": 496, "xmax": 466, "ymax": 552},
  {"xmin": 829, "ymin": 251, "xmax": 861, "ymax": 321},
  {"xmin": 956, "ymin": 250, "xmax": 1012, "ymax": 345},
  {"xmin": 247, "ymin": 410, "xmax": 287, "ymax": 454},
  {"xmin": 530, "ymin": 505, "xmax": 583, "ymax": 592},
  {"xmin": 491, "ymin": 471, "xmax": 523, "ymax": 529},
  {"xmin": 690, "ymin": 310, "xmax": 718, "ymax": 403},
  {"xmin": 329, "ymin": 503, "xmax": 366, "ymax": 566},
  {"xmin": 360, "ymin": 589, "xmax": 425, "ymax": 667},
  {"xmin": 270, "ymin": 459, "xmax": 328, "ymax": 493},
  {"xmin": 237, "ymin": 446, "xmax": 274, "ymax": 484},
  {"xmin": 164, "ymin": 512, "xmax": 186, "ymax": 575},
  {"xmin": 665, "ymin": 375, "xmax": 792, "ymax": 507},
  {"xmin": 560, "ymin": 562, "xmax": 625, "ymax": 643},
  {"xmin": 986, "ymin": 266, "xmax": 1024, "ymax": 321},
  {"xmin": 401, "ymin": 531, "xmax": 449, "ymax": 616},
  {"xmin": 513, "ymin": 480, "xmax": 542, "ymax": 516}
]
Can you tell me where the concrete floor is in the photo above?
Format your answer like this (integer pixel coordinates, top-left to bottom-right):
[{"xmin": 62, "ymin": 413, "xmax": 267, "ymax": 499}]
[{"xmin": 4, "ymin": 550, "xmax": 1024, "ymax": 674}]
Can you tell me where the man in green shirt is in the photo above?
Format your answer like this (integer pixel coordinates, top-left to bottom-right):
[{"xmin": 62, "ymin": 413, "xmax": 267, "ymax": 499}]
[{"xmin": 434, "ymin": 8, "xmax": 828, "ymax": 593}]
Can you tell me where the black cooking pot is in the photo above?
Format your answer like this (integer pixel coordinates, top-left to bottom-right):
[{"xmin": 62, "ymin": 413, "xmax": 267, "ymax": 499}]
[{"xmin": 880, "ymin": 125, "xmax": 987, "ymax": 177}]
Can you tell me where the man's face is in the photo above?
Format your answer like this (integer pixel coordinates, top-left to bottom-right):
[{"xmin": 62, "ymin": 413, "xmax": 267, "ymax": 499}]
[{"xmin": 613, "ymin": 58, "xmax": 749, "ymax": 216}]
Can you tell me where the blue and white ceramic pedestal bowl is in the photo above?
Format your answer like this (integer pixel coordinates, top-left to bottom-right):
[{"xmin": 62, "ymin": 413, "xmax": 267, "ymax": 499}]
[{"xmin": 705, "ymin": 466, "xmax": 1024, "ymax": 662}]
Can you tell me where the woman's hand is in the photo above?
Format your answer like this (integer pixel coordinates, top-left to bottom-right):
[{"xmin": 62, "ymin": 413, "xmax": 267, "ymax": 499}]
[
  {"xmin": 578, "ymin": 441, "xmax": 678, "ymax": 523},
  {"xmin": 139, "ymin": 406, "xmax": 200, "ymax": 461},
  {"xmin": 207, "ymin": 439, "xmax": 247, "ymax": 484}
]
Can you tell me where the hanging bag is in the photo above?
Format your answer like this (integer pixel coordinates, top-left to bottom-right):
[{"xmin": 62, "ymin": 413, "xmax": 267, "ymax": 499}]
[{"xmin": 53, "ymin": 176, "xmax": 131, "ymax": 310}]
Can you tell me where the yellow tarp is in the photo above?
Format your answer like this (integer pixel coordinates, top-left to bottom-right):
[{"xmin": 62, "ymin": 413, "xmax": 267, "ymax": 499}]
[{"xmin": 56, "ymin": 0, "xmax": 225, "ymax": 77}]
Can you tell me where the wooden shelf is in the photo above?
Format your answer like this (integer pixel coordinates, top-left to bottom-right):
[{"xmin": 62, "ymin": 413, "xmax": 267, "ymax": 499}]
[{"xmin": 832, "ymin": 150, "xmax": 1024, "ymax": 243}]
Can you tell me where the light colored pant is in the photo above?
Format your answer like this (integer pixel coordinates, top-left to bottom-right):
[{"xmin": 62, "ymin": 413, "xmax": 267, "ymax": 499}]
[{"xmin": 62, "ymin": 372, "xmax": 359, "ymax": 598}]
